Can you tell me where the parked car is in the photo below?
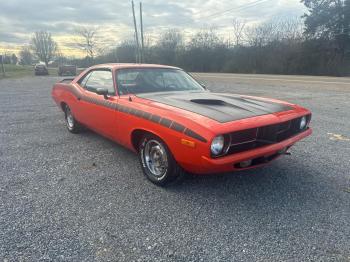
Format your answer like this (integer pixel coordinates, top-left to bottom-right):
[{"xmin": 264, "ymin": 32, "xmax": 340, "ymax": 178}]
[
  {"xmin": 34, "ymin": 64, "xmax": 48, "ymax": 75},
  {"xmin": 58, "ymin": 65, "xmax": 77, "ymax": 76},
  {"xmin": 52, "ymin": 64, "xmax": 312, "ymax": 186}
]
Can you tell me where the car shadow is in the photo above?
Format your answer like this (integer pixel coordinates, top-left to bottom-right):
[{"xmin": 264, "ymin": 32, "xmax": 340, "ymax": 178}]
[
  {"xmin": 77, "ymin": 128, "xmax": 325, "ymax": 213},
  {"xmin": 165, "ymin": 159, "xmax": 326, "ymax": 213},
  {"xmin": 71, "ymin": 128, "xmax": 338, "ymax": 241}
]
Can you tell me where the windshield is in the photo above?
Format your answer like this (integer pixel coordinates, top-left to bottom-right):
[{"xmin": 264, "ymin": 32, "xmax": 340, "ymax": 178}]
[{"xmin": 116, "ymin": 68, "xmax": 205, "ymax": 95}]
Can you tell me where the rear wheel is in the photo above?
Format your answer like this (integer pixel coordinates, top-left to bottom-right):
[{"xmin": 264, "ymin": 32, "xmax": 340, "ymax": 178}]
[
  {"xmin": 139, "ymin": 134, "xmax": 186, "ymax": 186},
  {"xmin": 64, "ymin": 104, "xmax": 81, "ymax": 133}
]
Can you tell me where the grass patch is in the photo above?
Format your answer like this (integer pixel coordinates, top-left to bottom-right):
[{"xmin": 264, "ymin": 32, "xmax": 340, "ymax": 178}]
[{"xmin": 0, "ymin": 64, "xmax": 58, "ymax": 79}]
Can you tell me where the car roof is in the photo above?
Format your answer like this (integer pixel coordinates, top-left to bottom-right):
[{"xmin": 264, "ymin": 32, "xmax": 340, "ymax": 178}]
[{"xmin": 90, "ymin": 63, "xmax": 181, "ymax": 70}]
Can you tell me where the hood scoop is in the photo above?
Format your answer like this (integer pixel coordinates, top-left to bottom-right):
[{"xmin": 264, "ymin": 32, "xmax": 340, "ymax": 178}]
[{"xmin": 190, "ymin": 99, "xmax": 226, "ymax": 106}]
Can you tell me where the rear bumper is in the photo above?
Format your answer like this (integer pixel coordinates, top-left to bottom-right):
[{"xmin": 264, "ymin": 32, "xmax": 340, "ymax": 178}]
[
  {"xmin": 188, "ymin": 128, "xmax": 312, "ymax": 174},
  {"xmin": 59, "ymin": 71, "xmax": 76, "ymax": 75},
  {"xmin": 35, "ymin": 70, "xmax": 48, "ymax": 75}
]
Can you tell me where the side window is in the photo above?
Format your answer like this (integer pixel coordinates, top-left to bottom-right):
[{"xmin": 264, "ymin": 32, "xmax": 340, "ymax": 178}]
[
  {"xmin": 84, "ymin": 70, "xmax": 115, "ymax": 95},
  {"xmin": 78, "ymin": 72, "xmax": 92, "ymax": 87}
]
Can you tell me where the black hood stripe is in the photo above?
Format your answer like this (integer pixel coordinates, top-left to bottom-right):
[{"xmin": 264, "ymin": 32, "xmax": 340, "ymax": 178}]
[{"xmin": 138, "ymin": 92, "xmax": 293, "ymax": 123}]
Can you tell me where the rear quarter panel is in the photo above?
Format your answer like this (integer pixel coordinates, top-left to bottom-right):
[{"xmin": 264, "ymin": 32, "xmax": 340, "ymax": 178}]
[{"xmin": 52, "ymin": 82, "xmax": 82, "ymax": 121}]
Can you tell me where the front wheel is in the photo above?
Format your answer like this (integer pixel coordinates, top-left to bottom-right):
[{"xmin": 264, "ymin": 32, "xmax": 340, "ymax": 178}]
[
  {"xmin": 64, "ymin": 104, "xmax": 81, "ymax": 133},
  {"xmin": 139, "ymin": 134, "xmax": 186, "ymax": 186}
]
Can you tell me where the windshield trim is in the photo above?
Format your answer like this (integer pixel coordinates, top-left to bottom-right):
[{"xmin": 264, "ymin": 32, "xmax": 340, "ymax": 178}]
[{"xmin": 134, "ymin": 90, "xmax": 208, "ymax": 97}]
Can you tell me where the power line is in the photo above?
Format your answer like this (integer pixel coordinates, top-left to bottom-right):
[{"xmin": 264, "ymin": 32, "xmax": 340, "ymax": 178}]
[
  {"xmin": 195, "ymin": 0, "xmax": 270, "ymax": 20},
  {"xmin": 146, "ymin": 0, "xmax": 271, "ymax": 29},
  {"xmin": 191, "ymin": 0, "xmax": 265, "ymax": 17}
]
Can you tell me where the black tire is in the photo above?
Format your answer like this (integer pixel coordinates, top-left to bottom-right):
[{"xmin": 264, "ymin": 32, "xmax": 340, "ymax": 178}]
[
  {"xmin": 138, "ymin": 134, "xmax": 186, "ymax": 186},
  {"xmin": 64, "ymin": 104, "xmax": 81, "ymax": 133}
]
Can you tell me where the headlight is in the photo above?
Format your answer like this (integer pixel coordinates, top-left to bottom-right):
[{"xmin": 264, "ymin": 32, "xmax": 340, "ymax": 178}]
[
  {"xmin": 300, "ymin": 116, "xmax": 307, "ymax": 130},
  {"xmin": 211, "ymin": 135, "xmax": 225, "ymax": 156}
]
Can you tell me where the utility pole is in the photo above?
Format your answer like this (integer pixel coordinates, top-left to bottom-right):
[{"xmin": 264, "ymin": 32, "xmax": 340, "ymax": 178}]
[
  {"xmin": 131, "ymin": 0, "xmax": 140, "ymax": 63},
  {"xmin": 140, "ymin": 2, "xmax": 144, "ymax": 63}
]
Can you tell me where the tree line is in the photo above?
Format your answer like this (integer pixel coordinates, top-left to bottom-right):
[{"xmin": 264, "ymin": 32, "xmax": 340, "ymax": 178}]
[{"xmin": 10, "ymin": 0, "xmax": 350, "ymax": 76}]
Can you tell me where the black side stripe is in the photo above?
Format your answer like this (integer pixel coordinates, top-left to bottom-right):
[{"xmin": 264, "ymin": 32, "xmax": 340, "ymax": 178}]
[
  {"xmin": 150, "ymin": 115, "xmax": 161, "ymax": 124},
  {"xmin": 61, "ymin": 85, "xmax": 207, "ymax": 143},
  {"xmin": 170, "ymin": 122, "xmax": 185, "ymax": 133},
  {"xmin": 184, "ymin": 128, "xmax": 207, "ymax": 143},
  {"xmin": 160, "ymin": 118, "xmax": 172, "ymax": 128},
  {"xmin": 142, "ymin": 112, "xmax": 152, "ymax": 120}
]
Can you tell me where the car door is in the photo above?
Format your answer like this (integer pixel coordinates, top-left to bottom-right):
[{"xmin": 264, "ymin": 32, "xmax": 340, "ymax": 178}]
[{"xmin": 77, "ymin": 69, "xmax": 118, "ymax": 139}]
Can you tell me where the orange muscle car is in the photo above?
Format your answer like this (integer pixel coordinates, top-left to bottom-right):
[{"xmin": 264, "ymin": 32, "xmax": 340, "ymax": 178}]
[{"xmin": 52, "ymin": 64, "xmax": 312, "ymax": 186}]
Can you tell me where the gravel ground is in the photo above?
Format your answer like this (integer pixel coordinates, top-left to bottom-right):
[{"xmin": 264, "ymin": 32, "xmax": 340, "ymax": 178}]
[{"xmin": 0, "ymin": 75, "xmax": 349, "ymax": 261}]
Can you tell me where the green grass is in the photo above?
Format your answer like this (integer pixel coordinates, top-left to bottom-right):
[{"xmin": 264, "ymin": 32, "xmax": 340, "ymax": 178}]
[{"xmin": 0, "ymin": 64, "xmax": 58, "ymax": 79}]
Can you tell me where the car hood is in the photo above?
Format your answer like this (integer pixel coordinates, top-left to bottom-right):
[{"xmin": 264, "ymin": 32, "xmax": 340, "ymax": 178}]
[{"xmin": 137, "ymin": 91, "xmax": 293, "ymax": 123}]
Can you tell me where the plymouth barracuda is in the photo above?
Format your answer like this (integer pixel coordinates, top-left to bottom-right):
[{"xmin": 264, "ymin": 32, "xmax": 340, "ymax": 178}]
[{"xmin": 52, "ymin": 63, "xmax": 312, "ymax": 186}]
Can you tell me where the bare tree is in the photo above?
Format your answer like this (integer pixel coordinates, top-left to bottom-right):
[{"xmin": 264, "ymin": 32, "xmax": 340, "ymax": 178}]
[
  {"xmin": 157, "ymin": 29, "xmax": 183, "ymax": 50},
  {"xmin": 31, "ymin": 31, "xmax": 57, "ymax": 66},
  {"xmin": 245, "ymin": 18, "xmax": 304, "ymax": 47},
  {"xmin": 189, "ymin": 28, "xmax": 222, "ymax": 49},
  {"xmin": 232, "ymin": 19, "xmax": 246, "ymax": 46},
  {"xmin": 262, "ymin": 18, "xmax": 304, "ymax": 42},
  {"xmin": 19, "ymin": 47, "xmax": 33, "ymax": 65},
  {"xmin": 75, "ymin": 26, "xmax": 99, "ymax": 59},
  {"xmin": 11, "ymin": 54, "xmax": 18, "ymax": 64},
  {"xmin": 245, "ymin": 21, "xmax": 280, "ymax": 47},
  {"xmin": 115, "ymin": 40, "xmax": 138, "ymax": 63},
  {"xmin": 155, "ymin": 29, "xmax": 184, "ymax": 65}
]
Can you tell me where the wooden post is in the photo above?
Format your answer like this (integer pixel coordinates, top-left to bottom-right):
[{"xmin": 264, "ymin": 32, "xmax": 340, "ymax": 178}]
[{"xmin": 0, "ymin": 55, "xmax": 5, "ymax": 77}]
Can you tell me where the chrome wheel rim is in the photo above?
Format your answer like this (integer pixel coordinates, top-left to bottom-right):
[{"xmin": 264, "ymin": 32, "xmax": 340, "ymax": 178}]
[
  {"xmin": 66, "ymin": 107, "xmax": 74, "ymax": 129},
  {"xmin": 143, "ymin": 139, "xmax": 168, "ymax": 179}
]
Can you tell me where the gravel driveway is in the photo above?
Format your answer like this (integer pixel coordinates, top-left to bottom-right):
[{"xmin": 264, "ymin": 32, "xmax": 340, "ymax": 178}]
[{"xmin": 0, "ymin": 75, "xmax": 349, "ymax": 261}]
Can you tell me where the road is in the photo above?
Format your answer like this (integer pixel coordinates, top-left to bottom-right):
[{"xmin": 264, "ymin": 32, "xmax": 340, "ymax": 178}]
[{"xmin": 0, "ymin": 74, "xmax": 349, "ymax": 261}]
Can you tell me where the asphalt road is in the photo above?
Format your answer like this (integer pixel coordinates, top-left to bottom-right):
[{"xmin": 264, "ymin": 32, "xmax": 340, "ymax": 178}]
[{"xmin": 1, "ymin": 74, "xmax": 349, "ymax": 261}]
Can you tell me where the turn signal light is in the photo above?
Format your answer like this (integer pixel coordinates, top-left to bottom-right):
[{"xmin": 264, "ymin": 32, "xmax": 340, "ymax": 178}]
[{"xmin": 181, "ymin": 139, "xmax": 196, "ymax": 148}]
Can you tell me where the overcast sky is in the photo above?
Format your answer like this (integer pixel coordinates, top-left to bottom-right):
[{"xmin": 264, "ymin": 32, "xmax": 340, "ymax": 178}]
[{"xmin": 0, "ymin": 0, "xmax": 306, "ymax": 56}]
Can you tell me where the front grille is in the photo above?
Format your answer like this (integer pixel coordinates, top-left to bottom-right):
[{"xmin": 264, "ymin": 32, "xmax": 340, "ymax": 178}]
[{"xmin": 225, "ymin": 115, "xmax": 311, "ymax": 156}]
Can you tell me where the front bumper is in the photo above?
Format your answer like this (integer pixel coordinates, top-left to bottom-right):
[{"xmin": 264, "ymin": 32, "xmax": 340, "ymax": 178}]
[{"xmin": 193, "ymin": 128, "xmax": 312, "ymax": 174}]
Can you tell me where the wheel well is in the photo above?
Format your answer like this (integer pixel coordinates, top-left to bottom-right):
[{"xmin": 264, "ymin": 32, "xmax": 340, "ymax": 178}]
[
  {"xmin": 131, "ymin": 129, "xmax": 155, "ymax": 152},
  {"xmin": 60, "ymin": 102, "xmax": 67, "ymax": 112}
]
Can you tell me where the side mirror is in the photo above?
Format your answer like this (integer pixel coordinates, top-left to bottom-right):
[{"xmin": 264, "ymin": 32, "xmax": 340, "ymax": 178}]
[
  {"xmin": 200, "ymin": 83, "xmax": 207, "ymax": 90},
  {"xmin": 96, "ymin": 87, "xmax": 109, "ymax": 99}
]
